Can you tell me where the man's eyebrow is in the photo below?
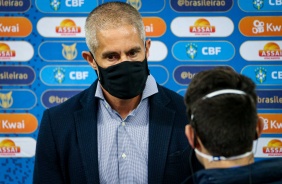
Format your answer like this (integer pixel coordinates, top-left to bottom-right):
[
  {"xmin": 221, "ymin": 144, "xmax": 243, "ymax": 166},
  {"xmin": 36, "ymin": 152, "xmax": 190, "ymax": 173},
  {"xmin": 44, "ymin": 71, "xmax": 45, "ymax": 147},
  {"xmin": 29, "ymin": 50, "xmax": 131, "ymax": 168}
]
[
  {"xmin": 126, "ymin": 46, "xmax": 142, "ymax": 54},
  {"xmin": 101, "ymin": 51, "xmax": 118, "ymax": 58}
]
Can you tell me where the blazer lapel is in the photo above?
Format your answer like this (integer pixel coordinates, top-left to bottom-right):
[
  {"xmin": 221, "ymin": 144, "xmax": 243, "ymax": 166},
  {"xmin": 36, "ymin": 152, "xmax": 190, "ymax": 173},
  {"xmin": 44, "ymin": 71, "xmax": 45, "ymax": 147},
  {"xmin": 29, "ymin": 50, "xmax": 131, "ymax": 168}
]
[
  {"xmin": 74, "ymin": 82, "xmax": 100, "ymax": 184},
  {"xmin": 148, "ymin": 88, "xmax": 175, "ymax": 184}
]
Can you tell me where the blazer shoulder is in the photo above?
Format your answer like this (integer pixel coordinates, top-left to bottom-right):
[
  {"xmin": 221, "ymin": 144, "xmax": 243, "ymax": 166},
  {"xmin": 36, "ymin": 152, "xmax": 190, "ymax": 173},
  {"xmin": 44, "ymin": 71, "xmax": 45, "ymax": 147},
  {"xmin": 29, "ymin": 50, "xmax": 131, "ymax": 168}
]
[{"xmin": 157, "ymin": 84, "xmax": 185, "ymax": 106}]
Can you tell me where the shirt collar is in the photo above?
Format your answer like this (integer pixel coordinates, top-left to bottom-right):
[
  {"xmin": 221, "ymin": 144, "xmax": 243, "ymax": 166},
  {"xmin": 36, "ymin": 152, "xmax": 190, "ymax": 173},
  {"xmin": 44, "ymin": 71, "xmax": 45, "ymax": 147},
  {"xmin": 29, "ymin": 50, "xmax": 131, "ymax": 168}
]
[{"xmin": 95, "ymin": 74, "xmax": 158, "ymax": 101}]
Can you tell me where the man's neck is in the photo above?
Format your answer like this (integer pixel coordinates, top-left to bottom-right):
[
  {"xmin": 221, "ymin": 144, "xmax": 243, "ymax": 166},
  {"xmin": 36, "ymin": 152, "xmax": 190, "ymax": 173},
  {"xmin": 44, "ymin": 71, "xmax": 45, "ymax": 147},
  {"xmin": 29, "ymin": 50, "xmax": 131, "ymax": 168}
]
[
  {"xmin": 203, "ymin": 155, "xmax": 254, "ymax": 169},
  {"xmin": 102, "ymin": 88, "xmax": 142, "ymax": 119}
]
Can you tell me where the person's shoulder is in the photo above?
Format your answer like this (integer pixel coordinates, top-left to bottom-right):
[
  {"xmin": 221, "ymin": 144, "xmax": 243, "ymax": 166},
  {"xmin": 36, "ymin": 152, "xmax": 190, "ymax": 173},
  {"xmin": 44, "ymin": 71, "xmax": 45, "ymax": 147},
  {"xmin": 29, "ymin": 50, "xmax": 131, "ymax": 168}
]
[
  {"xmin": 46, "ymin": 81, "xmax": 97, "ymax": 115},
  {"xmin": 157, "ymin": 84, "xmax": 184, "ymax": 101}
]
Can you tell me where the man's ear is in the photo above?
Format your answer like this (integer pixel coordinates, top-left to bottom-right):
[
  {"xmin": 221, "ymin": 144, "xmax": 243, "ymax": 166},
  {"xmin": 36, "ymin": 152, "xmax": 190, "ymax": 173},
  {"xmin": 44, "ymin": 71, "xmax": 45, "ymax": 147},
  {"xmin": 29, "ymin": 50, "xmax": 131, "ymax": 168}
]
[
  {"xmin": 185, "ymin": 124, "xmax": 195, "ymax": 149},
  {"xmin": 256, "ymin": 116, "xmax": 264, "ymax": 140},
  {"xmin": 145, "ymin": 39, "xmax": 151, "ymax": 59},
  {"xmin": 82, "ymin": 51, "xmax": 97, "ymax": 70}
]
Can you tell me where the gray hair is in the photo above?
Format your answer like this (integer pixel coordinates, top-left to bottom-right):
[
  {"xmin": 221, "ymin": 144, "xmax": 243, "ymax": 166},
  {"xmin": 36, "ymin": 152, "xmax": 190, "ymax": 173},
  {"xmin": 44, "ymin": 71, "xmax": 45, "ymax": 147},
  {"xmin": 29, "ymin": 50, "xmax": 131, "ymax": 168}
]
[{"xmin": 85, "ymin": 2, "xmax": 146, "ymax": 54}]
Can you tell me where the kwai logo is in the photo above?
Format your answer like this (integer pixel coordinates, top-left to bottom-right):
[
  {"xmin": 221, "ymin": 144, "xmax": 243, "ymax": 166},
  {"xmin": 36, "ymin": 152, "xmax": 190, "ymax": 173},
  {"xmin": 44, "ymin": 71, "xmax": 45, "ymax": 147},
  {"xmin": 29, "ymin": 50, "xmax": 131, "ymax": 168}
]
[
  {"xmin": 239, "ymin": 16, "xmax": 282, "ymax": 37},
  {"xmin": 0, "ymin": 17, "xmax": 32, "ymax": 37},
  {"xmin": 0, "ymin": 113, "xmax": 38, "ymax": 134},
  {"xmin": 259, "ymin": 114, "xmax": 282, "ymax": 134},
  {"xmin": 142, "ymin": 17, "xmax": 166, "ymax": 37}
]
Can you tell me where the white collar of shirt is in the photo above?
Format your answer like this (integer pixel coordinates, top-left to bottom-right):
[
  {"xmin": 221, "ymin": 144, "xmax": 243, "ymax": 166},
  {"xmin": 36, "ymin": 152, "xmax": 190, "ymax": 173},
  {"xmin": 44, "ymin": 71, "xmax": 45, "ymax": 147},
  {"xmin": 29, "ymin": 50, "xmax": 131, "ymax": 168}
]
[{"xmin": 94, "ymin": 74, "xmax": 159, "ymax": 101}]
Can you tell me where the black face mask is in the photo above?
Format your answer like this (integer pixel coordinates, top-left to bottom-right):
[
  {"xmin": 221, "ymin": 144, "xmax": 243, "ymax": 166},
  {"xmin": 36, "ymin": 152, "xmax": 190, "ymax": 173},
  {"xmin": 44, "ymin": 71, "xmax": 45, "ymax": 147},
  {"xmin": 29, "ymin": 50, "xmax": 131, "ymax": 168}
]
[{"xmin": 90, "ymin": 53, "xmax": 150, "ymax": 99}]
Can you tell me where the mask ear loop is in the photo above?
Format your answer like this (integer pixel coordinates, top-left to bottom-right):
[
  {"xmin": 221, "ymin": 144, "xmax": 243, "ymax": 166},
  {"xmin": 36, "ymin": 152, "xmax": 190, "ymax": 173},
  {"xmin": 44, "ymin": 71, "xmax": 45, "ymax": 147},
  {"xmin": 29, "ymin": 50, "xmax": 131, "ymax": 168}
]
[
  {"xmin": 89, "ymin": 51, "xmax": 101, "ymax": 81},
  {"xmin": 189, "ymin": 112, "xmax": 198, "ymax": 184}
]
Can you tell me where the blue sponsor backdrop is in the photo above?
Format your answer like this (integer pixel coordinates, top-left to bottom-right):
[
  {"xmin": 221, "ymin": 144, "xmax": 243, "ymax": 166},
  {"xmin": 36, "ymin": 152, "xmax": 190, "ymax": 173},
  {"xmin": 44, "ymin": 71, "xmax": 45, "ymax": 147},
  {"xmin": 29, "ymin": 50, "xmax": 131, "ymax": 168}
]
[{"xmin": 0, "ymin": 0, "xmax": 282, "ymax": 183}]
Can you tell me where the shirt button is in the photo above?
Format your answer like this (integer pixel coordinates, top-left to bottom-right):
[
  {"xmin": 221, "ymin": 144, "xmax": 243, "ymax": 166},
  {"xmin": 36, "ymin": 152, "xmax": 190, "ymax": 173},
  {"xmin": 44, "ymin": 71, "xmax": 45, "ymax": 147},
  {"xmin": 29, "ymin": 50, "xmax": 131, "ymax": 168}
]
[
  {"xmin": 122, "ymin": 121, "xmax": 126, "ymax": 126},
  {"xmin": 122, "ymin": 153, "xmax": 126, "ymax": 159}
]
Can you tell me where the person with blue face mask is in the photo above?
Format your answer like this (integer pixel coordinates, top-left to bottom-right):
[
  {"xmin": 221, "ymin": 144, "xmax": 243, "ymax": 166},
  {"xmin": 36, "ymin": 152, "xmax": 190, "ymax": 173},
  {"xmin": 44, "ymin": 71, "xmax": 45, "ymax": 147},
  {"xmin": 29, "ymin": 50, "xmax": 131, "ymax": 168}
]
[
  {"xmin": 33, "ymin": 2, "xmax": 203, "ymax": 184},
  {"xmin": 182, "ymin": 67, "xmax": 282, "ymax": 184}
]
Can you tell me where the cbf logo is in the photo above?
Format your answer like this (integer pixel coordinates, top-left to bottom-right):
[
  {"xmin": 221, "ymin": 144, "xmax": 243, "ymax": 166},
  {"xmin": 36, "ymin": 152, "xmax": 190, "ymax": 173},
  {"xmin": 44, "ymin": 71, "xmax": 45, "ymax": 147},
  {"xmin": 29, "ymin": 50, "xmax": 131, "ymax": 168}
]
[
  {"xmin": 127, "ymin": 0, "xmax": 142, "ymax": 10},
  {"xmin": 62, "ymin": 43, "xmax": 77, "ymax": 60},
  {"xmin": 255, "ymin": 67, "xmax": 267, "ymax": 84},
  {"xmin": 50, "ymin": 0, "xmax": 61, "ymax": 11},
  {"xmin": 0, "ymin": 91, "xmax": 13, "ymax": 109},
  {"xmin": 54, "ymin": 67, "xmax": 65, "ymax": 83},
  {"xmin": 186, "ymin": 43, "xmax": 198, "ymax": 59},
  {"xmin": 253, "ymin": 0, "xmax": 264, "ymax": 10}
]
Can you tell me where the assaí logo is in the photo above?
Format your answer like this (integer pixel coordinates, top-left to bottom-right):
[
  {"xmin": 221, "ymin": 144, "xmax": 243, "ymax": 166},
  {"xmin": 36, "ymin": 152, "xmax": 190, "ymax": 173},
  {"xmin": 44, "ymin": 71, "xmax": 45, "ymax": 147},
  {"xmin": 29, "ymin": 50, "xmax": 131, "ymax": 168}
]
[
  {"xmin": 56, "ymin": 19, "xmax": 81, "ymax": 35},
  {"xmin": 263, "ymin": 139, "xmax": 282, "ymax": 156},
  {"xmin": 255, "ymin": 67, "xmax": 267, "ymax": 84},
  {"xmin": 189, "ymin": 18, "xmax": 215, "ymax": 35},
  {"xmin": 259, "ymin": 42, "xmax": 282, "ymax": 59},
  {"xmin": 0, "ymin": 139, "xmax": 20, "ymax": 155},
  {"xmin": 0, "ymin": 42, "xmax": 15, "ymax": 59}
]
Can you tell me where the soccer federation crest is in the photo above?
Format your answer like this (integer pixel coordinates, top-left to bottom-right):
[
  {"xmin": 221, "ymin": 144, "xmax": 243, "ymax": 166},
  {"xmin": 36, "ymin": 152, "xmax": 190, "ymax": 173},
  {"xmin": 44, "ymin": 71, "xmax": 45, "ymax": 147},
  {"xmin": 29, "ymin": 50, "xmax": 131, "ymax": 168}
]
[
  {"xmin": 54, "ymin": 67, "xmax": 65, "ymax": 84},
  {"xmin": 50, "ymin": 0, "xmax": 61, "ymax": 11},
  {"xmin": 253, "ymin": 0, "xmax": 264, "ymax": 10},
  {"xmin": 255, "ymin": 67, "xmax": 267, "ymax": 84},
  {"xmin": 186, "ymin": 43, "xmax": 198, "ymax": 59}
]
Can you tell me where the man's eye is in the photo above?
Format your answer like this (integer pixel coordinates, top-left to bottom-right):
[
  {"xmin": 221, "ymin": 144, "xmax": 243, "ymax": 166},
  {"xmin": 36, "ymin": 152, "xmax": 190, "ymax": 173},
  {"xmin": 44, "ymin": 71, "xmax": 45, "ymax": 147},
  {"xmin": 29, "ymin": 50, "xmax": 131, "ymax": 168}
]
[
  {"xmin": 107, "ymin": 55, "xmax": 118, "ymax": 60},
  {"xmin": 128, "ymin": 51, "xmax": 137, "ymax": 57}
]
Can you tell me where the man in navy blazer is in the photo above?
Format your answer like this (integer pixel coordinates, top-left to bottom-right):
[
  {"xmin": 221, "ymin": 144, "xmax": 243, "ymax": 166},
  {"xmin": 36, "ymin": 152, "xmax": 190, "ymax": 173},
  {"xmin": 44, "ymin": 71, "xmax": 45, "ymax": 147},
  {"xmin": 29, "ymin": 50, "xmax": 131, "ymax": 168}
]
[{"xmin": 33, "ymin": 2, "xmax": 202, "ymax": 184}]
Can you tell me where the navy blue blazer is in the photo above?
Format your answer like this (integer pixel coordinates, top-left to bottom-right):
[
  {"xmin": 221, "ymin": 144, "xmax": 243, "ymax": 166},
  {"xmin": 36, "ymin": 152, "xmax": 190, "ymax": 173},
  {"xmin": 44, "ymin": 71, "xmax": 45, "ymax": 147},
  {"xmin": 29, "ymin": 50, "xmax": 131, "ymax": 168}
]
[{"xmin": 33, "ymin": 80, "xmax": 203, "ymax": 184}]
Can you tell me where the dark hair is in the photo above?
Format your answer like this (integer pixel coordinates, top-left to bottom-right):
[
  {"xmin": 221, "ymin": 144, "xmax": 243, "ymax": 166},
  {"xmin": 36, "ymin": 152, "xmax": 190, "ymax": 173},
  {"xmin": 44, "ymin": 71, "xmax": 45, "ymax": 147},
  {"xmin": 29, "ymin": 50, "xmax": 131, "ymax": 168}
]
[{"xmin": 184, "ymin": 67, "xmax": 258, "ymax": 157}]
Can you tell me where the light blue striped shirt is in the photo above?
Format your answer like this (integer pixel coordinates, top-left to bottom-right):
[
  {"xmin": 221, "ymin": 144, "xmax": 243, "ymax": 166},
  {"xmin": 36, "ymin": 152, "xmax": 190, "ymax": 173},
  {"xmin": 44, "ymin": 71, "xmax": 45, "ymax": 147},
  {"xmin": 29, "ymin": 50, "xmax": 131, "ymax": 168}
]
[{"xmin": 95, "ymin": 75, "xmax": 158, "ymax": 184}]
